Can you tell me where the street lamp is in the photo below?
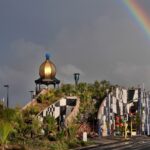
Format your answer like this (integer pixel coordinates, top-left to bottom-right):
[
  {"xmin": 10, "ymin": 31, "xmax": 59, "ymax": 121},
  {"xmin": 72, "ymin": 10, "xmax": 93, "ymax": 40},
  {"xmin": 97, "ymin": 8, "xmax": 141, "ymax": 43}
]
[
  {"xmin": 106, "ymin": 89, "xmax": 110, "ymax": 136},
  {"xmin": 4, "ymin": 84, "xmax": 9, "ymax": 108},
  {"xmin": 73, "ymin": 73, "xmax": 80, "ymax": 86},
  {"xmin": 29, "ymin": 90, "xmax": 34, "ymax": 100}
]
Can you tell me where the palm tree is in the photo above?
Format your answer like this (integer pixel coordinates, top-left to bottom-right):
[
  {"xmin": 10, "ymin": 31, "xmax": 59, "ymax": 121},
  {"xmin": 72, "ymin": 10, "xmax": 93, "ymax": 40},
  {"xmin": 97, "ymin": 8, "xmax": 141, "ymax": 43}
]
[{"xmin": 0, "ymin": 121, "xmax": 13, "ymax": 150}]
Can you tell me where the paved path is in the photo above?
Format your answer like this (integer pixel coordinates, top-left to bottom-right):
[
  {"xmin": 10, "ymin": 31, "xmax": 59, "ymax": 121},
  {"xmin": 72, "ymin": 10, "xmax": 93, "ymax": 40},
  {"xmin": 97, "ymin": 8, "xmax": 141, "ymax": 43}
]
[{"xmin": 75, "ymin": 136, "xmax": 150, "ymax": 150}]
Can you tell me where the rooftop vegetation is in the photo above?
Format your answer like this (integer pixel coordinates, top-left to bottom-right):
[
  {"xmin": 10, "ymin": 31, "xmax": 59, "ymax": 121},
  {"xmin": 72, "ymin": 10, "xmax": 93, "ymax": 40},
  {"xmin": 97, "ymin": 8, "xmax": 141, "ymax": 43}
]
[{"xmin": 0, "ymin": 80, "xmax": 111, "ymax": 150}]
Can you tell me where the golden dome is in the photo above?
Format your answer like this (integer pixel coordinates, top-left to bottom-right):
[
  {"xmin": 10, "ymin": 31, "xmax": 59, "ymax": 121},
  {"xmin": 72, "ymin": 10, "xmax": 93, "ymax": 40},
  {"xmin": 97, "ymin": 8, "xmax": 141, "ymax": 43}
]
[{"xmin": 39, "ymin": 54, "xmax": 56, "ymax": 79}]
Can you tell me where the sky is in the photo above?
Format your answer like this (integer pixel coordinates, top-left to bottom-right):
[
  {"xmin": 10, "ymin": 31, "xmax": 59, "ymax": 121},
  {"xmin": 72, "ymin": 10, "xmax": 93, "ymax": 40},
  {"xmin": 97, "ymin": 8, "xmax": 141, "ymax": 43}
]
[{"xmin": 0, "ymin": 0, "xmax": 150, "ymax": 107}]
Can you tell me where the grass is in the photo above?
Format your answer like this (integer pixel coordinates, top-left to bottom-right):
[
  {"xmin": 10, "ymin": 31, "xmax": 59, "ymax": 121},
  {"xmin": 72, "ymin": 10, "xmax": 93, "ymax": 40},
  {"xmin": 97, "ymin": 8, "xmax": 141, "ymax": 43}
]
[{"xmin": 7, "ymin": 137, "xmax": 96, "ymax": 150}]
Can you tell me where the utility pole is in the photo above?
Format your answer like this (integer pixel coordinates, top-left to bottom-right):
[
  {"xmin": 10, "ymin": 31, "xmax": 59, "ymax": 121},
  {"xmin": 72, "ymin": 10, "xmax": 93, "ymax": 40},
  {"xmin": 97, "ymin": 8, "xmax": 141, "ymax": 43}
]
[
  {"xmin": 124, "ymin": 107, "xmax": 128, "ymax": 140},
  {"xmin": 106, "ymin": 89, "xmax": 110, "ymax": 135},
  {"xmin": 4, "ymin": 85, "xmax": 9, "ymax": 108},
  {"xmin": 130, "ymin": 114, "xmax": 133, "ymax": 137},
  {"xmin": 29, "ymin": 90, "xmax": 34, "ymax": 100}
]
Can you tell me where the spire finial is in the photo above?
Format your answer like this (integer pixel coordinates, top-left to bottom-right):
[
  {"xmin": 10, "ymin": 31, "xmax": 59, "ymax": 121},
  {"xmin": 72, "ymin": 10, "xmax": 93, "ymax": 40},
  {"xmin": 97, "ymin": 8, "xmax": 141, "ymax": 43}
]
[{"xmin": 45, "ymin": 53, "xmax": 50, "ymax": 60}]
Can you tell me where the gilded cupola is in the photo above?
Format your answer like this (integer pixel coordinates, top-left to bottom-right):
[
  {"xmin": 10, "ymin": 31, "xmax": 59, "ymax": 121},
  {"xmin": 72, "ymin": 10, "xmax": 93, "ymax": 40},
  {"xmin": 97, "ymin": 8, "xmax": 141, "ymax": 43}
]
[
  {"xmin": 35, "ymin": 53, "xmax": 60, "ymax": 94},
  {"xmin": 39, "ymin": 54, "xmax": 56, "ymax": 80}
]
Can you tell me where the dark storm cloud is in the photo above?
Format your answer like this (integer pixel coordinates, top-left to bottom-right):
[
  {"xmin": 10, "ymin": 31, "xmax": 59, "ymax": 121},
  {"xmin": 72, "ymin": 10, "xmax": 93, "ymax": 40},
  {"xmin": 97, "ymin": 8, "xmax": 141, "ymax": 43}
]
[
  {"xmin": 53, "ymin": 15, "xmax": 150, "ymax": 85},
  {"xmin": 0, "ymin": 39, "xmax": 46, "ymax": 106},
  {"xmin": 0, "ymin": 0, "xmax": 150, "ymax": 106}
]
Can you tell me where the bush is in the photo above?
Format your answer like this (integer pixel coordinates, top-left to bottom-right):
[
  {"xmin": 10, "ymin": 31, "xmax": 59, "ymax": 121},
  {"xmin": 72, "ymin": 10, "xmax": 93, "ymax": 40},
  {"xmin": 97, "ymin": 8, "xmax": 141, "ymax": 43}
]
[
  {"xmin": 56, "ymin": 130, "xmax": 66, "ymax": 141},
  {"xmin": 47, "ymin": 134, "xmax": 56, "ymax": 141},
  {"xmin": 0, "ymin": 121, "xmax": 13, "ymax": 146},
  {"xmin": 0, "ymin": 108, "xmax": 17, "ymax": 122},
  {"xmin": 43, "ymin": 116, "xmax": 57, "ymax": 136},
  {"xmin": 66, "ymin": 124, "xmax": 79, "ymax": 141},
  {"xmin": 49, "ymin": 141, "xmax": 68, "ymax": 150},
  {"xmin": 37, "ymin": 95, "xmax": 45, "ymax": 103},
  {"xmin": 29, "ymin": 106, "xmax": 40, "ymax": 115},
  {"xmin": 67, "ymin": 139, "xmax": 80, "ymax": 149}
]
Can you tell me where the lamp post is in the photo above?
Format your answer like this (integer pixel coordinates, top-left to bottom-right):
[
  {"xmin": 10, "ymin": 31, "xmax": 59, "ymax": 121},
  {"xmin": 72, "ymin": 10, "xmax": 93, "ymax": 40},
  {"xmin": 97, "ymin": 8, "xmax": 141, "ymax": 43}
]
[
  {"xmin": 124, "ymin": 103, "xmax": 128, "ymax": 140},
  {"xmin": 106, "ymin": 89, "xmax": 110, "ymax": 136},
  {"xmin": 4, "ymin": 85, "xmax": 9, "ymax": 108},
  {"xmin": 29, "ymin": 90, "xmax": 34, "ymax": 100},
  {"xmin": 74, "ymin": 73, "xmax": 80, "ymax": 86}
]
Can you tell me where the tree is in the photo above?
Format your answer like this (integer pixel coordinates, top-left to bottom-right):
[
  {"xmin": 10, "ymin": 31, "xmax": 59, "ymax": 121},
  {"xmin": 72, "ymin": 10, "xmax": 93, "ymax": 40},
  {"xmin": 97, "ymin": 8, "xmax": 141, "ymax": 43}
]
[
  {"xmin": 13, "ymin": 111, "xmax": 26, "ymax": 138},
  {"xmin": 92, "ymin": 80, "xmax": 102, "ymax": 100},
  {"xmin": 61, "ymin": 84, "xmax": 75, "ymax": 96},
  {"xmin": 0, "ymin": 121, "xmax": 13, "ymax": 150},
  {"xmin": 0, "ymin": 108, "xmax": 17, "ymax": 122}
]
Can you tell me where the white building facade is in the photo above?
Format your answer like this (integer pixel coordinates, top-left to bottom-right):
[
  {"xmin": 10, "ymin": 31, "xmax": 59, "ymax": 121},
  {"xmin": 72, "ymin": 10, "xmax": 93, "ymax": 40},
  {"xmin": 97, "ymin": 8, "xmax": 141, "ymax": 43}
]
[{"xmin": 97, "ymin": 86, "xmax": 146, "ymax": 136}]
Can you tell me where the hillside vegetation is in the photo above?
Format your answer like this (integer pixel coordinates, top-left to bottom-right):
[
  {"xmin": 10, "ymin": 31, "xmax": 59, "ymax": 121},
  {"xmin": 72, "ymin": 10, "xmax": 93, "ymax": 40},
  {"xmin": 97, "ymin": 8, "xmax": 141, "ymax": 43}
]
[{"xmin": 0, "ymin": 80, "xmax": 111, "ymax": 150}]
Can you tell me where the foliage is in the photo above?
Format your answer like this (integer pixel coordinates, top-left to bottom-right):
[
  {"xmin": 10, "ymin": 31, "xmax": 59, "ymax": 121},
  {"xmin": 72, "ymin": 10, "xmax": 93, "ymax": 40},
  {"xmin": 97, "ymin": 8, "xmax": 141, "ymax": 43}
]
[
  {"xmin": 135, "ymin": 112, "xmax": 141, "ymax": 127},
  {"xmin": 13, "ymin": 109, "xmax": 42, "ymax": 140},
  {"xmin": 67, "ymin": 139, "xmax": 80, "ymax": 149},
  {"xmin": 54, "ymin": 88, "xmax": 64, "ymax": 99},
  {"xmin": 35, "ymin": 80, "xmax": 111, "ymax": 128},
  {"xmin": 61, "ymin": 84, "xmax": 75, "ymax": 96},
  {"xmin": 56, "ymin": 130, "xmax": 66, "ymax": 141},
  {"xmin": 67, "ymin": 124, "xmax": 79, "ymax": 141},
  {"xmin": 31, "ymin": 117, "xmax": 42, "ymax": 136},
  {"xmin": 12, "ymin": 111, "xmax": 25, "ymax": 137},
  {"xmin": 37, "ymin": 94, "xmax": 45, "ymax": 103},
  {"xmin": 0, "ymin": 100, "xmax": 4, "ymax": 109},
  {"xmin": 0, "ymin": 108, "xmax": 17, "ymax": 122},
  {"xmin": 67, "ymin": 80, "xmax": 111, "ymax": 124},
  {"xmin": 29, "ymin": 106, "xmax": 40, "ymax": 115},
  {"xmin": 0, "ymin": 79, "xmax": 113, "ymax": 149},
  {"xmin": 49, "ymin": 141, "xmax": 68, "ymax": 150},
  {"xmin": 92, "ymin": 80, "xmax": 110, "ymax": 101},
  {"xmin": 55, "ymin": 124, "xmax": 79, "ymax": 144},
  {"xmin": 37, "ymin": 89, "xmax": 63, "ymax": 105},
  {"xmin": 43, "ymin": 115, "xmax": 57, "ymax": 136},
  {"xmin": 0, "ymin": 121, "xmax": 13, "ymax": 145}
]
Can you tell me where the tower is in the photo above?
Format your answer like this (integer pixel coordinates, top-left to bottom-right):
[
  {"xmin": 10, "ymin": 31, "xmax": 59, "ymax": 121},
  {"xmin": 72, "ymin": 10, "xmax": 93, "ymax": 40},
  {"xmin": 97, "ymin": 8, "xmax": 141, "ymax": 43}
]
[{"xmin": 35, "ymin": 54, "xmax": 60, "ymax": 94}]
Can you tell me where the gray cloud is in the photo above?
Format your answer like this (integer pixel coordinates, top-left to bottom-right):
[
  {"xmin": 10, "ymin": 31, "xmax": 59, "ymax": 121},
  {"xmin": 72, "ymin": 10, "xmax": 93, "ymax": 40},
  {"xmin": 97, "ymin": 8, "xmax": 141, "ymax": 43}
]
[
  {"xmin": 59, "ymin": 64, "xmax": 85, "ymax": 77},
  {"xmin": 0, "ymin": 39, "xmax": 46, "ymax": 106},
  {"xmin": 52, "ymin": 13, "xmax": 150, "ymax": 88}
]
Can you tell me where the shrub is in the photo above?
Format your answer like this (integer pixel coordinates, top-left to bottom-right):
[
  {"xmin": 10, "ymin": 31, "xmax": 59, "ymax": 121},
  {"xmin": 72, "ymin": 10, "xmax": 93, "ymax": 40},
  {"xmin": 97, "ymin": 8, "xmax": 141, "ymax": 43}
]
[
  {"xmin": 47, "ymin": 134, "xmax": 56, "ymax": 141},
  {"xmin": 67, "ymin": 139, "xmax": 80, "ymax": 149},
  {"xmin": 0, "ymin": 108, "xmax": 17, "ymax": 122},
  {"xmin": 37, "ymin": 95, "xmax": 45, "ymax": 103},
  {"xmin": 49, "ymin": 141, "xmax": 68, "ymax": 150},
  {"xmin": 67, "ymin": 124, "xmax": 79, "ymax": 141},
  {"xmin": 43, "ymin": 116, "xmax": 57, "ymax": 136},
  {"xmin": 56, "ymin": 130, "xmax": 66, "ymax": 141},
  {"xmin": 0, "ymin": 121, "xmax": 13, "ymax": 147},
  {"xmin": 29, "ymin": 106, "xmax": 40, "ymax": 115}
]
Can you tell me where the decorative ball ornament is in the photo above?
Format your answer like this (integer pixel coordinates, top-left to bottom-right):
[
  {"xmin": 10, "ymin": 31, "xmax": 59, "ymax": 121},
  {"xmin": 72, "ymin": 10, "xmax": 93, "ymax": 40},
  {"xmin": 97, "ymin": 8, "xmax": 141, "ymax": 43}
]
[{"xmin": 39, "ymin": 54, "xmax": 56, "ymax": 79}]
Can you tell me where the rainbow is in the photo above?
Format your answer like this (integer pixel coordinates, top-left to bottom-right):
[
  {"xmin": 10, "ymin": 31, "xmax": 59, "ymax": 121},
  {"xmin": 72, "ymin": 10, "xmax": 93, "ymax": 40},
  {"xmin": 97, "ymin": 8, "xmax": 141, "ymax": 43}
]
[{"xmin": 123, "ymin": 0, "xmax": 150, "ymax": 38}]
